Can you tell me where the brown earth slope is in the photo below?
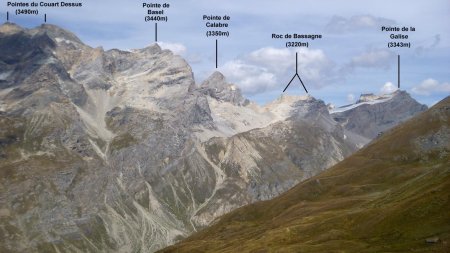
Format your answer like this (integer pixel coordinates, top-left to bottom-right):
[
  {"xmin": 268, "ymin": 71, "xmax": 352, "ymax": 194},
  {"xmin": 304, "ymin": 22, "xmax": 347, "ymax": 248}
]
[{"xmin": 160, "ymin": 96, "xmax": 450, "ymax": 253}]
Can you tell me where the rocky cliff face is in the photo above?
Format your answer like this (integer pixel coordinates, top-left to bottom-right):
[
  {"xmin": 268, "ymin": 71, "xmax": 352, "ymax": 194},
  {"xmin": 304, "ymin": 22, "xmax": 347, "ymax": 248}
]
[
  {"xmin": 0, "ymin": 23, "xmax": 427, "ymax": 253},
  {"xmin": 0, "ymin": 22, "xmax": 200, "ymax": 252}
]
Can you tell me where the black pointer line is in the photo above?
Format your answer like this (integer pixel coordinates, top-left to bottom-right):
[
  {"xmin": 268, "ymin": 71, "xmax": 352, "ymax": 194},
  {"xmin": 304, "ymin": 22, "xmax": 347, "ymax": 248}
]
[
  {"xmin": 283, "ymin": 74, "xmax": 297, "ymax": 92},
  {"xmin": 283, "ymin": 52, "xmax": 308, "ymax": 93},
  {"xmin": 398, "ymin": 54, "xmax": 400, "ymax": 89},
  {"xmin": 298, "ymin": 73, "xmax": 308, "ymax": 93},
  {"xmin": 216, "ymin": 39, "xmax": 218, "ymax": 69}
]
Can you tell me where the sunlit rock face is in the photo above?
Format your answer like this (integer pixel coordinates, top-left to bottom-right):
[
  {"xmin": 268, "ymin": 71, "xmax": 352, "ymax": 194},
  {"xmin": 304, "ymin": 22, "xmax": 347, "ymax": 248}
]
[{"xmin": 0, "ymin": 23, "xmax": 426, "ymax": 252}]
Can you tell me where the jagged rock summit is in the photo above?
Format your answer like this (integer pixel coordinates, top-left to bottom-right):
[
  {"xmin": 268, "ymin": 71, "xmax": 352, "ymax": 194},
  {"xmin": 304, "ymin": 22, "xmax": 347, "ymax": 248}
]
[{"xmin": 199, "ymin": 71, "xmax": 249, "ymax": 106}]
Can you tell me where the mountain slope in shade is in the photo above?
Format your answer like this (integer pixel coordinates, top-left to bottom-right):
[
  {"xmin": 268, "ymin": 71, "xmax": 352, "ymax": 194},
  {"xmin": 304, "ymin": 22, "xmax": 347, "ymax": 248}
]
[{"xmin": 160, "ymin": 96, "xmax": 450, "ymax": 253}]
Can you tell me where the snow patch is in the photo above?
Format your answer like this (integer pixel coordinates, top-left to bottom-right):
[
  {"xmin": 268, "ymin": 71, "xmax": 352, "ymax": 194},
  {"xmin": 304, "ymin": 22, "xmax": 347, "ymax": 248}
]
[
  {"xmin": 330, "ymin": 93, "xmax": 395, "ymax": 113},
  {"xmin": 0, "ymin": 70, "xmax": 13, "ymax": 80},
  {"xmin": 55, "ymin": 37, "xmax": 77, "ymax": 45}
]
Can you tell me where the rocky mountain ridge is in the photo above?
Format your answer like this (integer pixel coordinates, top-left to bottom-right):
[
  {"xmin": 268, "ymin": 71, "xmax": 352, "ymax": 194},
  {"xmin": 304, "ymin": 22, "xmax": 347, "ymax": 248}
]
[
  {"xmin": 161, "ymin": 96, "xmax": 450, "ymax": 253},
  {"xmin": 331, "ymin": 90, "xmax": 428, "ymax": 139},
  {"xmin": 0, "ymin": 22, "xmax": 428, "ymax": 252}
]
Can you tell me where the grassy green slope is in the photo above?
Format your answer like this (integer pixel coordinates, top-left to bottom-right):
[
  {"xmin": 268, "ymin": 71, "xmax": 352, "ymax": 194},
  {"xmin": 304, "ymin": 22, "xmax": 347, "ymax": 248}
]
[{"xmin": 160, "ymin": 96, "xmax": 450, "ymax": 253}]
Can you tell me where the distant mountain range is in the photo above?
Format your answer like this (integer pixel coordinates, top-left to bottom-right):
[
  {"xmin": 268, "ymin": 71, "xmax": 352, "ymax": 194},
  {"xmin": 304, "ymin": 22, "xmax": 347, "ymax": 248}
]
[
  {"xmin": 0, "ymin": 22, "xmax": 429, "ymax": 252},
  {"xmin": 160, "ymin": 96, "xmax": 450, "ymax": 253}
]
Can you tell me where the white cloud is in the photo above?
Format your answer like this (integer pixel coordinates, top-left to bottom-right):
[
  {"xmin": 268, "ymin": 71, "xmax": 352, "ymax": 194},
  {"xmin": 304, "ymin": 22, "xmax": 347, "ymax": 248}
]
[
  {"xmin": 346, "ymin": 48, "xmax": 395, "ymax": 70},
  {"xmin": 325, "ymin": 14, "xmax": 396, "ymax": 33},
  {"xmin": 157, "ymin": 42, "xmax": 187, "ymax": 55},
  {"xmin": 347, "ymin": 93, "xmax": 355, "ymax": 103},
  {"xmin": 246, "ymin": 47, "xmax": 334, "ymax": 80},
  {"xmin": 380, "ymin": 82, "xmax": 398, "ymax": 94},
  {"xmin": 186, "ymin": 53, "xmax": 203, "ymax": 64},
  {"xmin": 220, "ymin": 60, "xmax": 277, "ymax": 94},
  {"xmin": 411, "ymin": 78, "xmax": 450, "ymax": 96},
  {"xmin": 220, "ymin": 47, "xmax": 336, "ymax": 95},
  {"xmin": 246, "ymin": 47, "xmax": 292, "ymax": 73},
  {"xmin": 415, "ymin": 34, "xmax": 441, "ymax": 55}
]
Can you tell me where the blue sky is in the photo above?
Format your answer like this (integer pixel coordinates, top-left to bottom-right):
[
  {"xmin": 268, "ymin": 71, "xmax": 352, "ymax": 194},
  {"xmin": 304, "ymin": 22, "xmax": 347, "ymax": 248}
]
[{"xmin": 3, "ymin": 0, "xmax": 449, "ymax": 106}]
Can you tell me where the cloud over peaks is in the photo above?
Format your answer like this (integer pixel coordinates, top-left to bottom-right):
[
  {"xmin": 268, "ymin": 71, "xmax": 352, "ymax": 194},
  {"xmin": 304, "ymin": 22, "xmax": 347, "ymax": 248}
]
[
  {"xmin": 412, "ymin": 78, "xmax": 450, "ymax": 96},
  {"xmin": 220, "ymin": 47, "xmax": 336, "ymax": 95},
  {"xmin": 325, "ymin": 14, "xmax": 396, "ymax": 33},
  {"xmin": 380, "ymin": 81, "xmax": 398, "ymax": 94},
  {"xmin": 158, "ymin": 42, "xmax": 187, "ymax": 55},
  {"xmin": 345, "ymin": 48, "xmax": 396, "ymax": 71}
]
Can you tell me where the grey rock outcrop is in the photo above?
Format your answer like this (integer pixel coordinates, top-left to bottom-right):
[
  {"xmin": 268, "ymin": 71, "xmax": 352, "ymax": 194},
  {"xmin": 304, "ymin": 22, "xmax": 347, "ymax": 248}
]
[{"xmin": 199, "ymin": 71, "xmax": 249, "ymax": 106}]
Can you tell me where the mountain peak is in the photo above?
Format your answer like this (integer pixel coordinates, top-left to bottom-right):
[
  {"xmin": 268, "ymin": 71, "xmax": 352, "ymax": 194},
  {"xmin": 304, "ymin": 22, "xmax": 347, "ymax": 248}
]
[
  {"xmin": 265, "ymin": 94, "xmax": 313, "ymax": 112},
  {"xmin": 199, "ymin": 71, "xmax": 248, "ymax": 105},
  {"xmin": 208, "ymin": 70, "xmax": 226, "ymax": 80},
  {"xmin": 138, "ymin": 43, "xmax": 163, "ymax": 55},
  {"xmin": 0, "ymin": 23, "xmax": 83, "ymax": 46},
  {"xmin": 0, "ymin": 22, "xmax": 24, "ymax": 35},
  {"xmin": 331, "ymin": 89, "xmax": 427, "ymax": 139},
  {"xmin": 201, "ymin": 71, "xmax": 226, "ymax": 88},
  {"xmin": 32, "ymin": 23, "xmax": 83, "ymax": 44},
  {"xmin": 276, "ymin": 94, "xmax": 312, "ymax": 103},
  {"xmin": 391, "ymin": 89, "xmax": 411, "ymax": 98}
]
